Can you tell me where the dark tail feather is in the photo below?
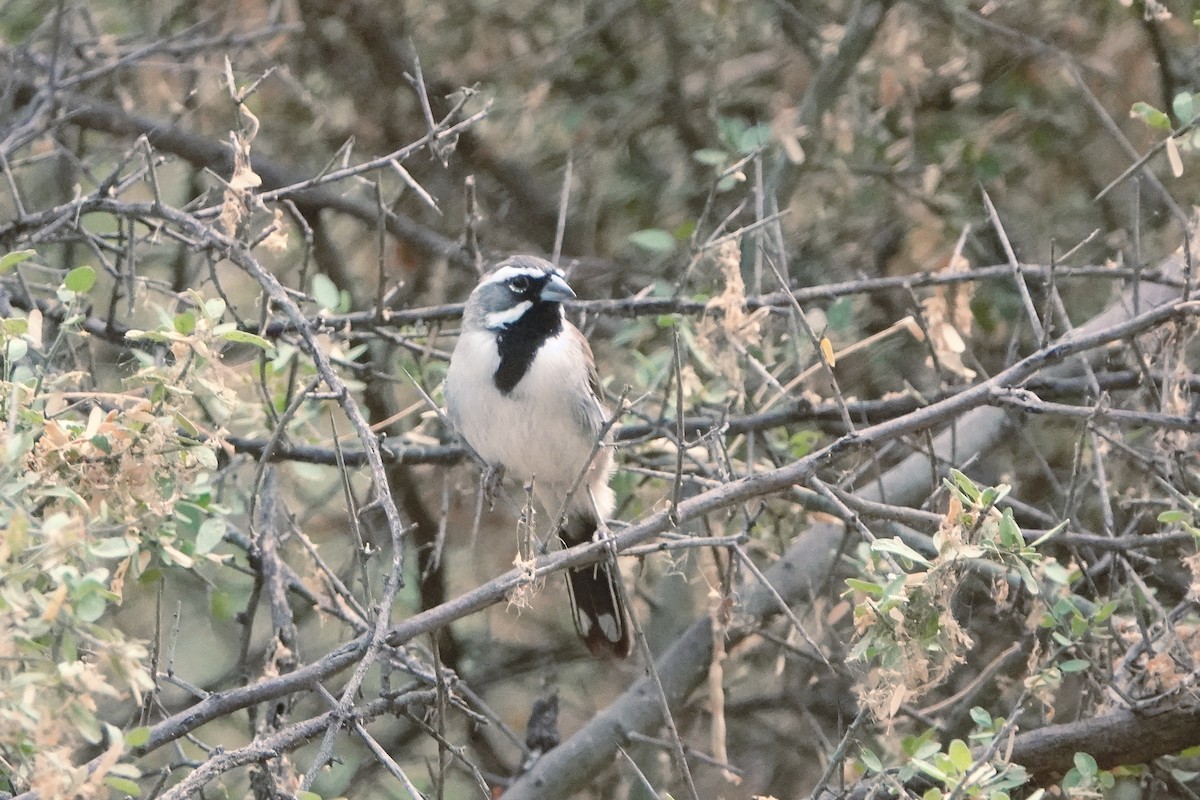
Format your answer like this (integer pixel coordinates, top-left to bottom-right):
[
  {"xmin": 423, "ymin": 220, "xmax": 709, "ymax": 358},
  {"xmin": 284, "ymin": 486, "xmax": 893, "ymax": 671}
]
[
  {"xmin": 566, "ymin": 562, "xmax": 632, "ymax": 658},
  {"xmin": 562, "ymin": 511, "xmax": 632, "ymax": 658}
]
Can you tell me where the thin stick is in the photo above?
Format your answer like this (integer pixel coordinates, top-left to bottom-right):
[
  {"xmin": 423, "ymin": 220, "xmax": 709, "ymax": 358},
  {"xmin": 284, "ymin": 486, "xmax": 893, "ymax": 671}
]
[
  {"xmin": 552, "ymin": 154, "xmax": 572, "ymax": 267},
  {"xmin": 980, "ymin": 186, "xmax": 1044, "ymax": 342}
]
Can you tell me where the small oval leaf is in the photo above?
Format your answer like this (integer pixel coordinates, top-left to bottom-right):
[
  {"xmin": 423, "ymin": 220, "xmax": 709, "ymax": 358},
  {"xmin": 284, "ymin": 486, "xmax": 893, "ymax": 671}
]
[
  {"xmin": 194, "ymin": 518, "xmax": 226, "ymax": 555},
  {"xmin": 628, "ymin": 228, "xmax": 677, "ymax": 254},
  {"xmin": 0, "ymin": 249, "xmax": 36, "ymax": 273},
  {"xmin": 312, "ymin": 273, "xmax": 341, "ymax": 311},
  {"xmin": 90, "ymin": 537, "xmax": 138, "ymax": 560},
  {"xmin": 64, "ymin": 265, "xmax": 96, "ymax": 294},
  {"xmin": 218, "ymin": 329, "xmax": 274, "ymax": 352},
  {"xmin": 1172, "ymin": 91, "xmax": 1196, "ymax": 125},
  {"xmin": 948, "ymin": 739, "xmax": 973, "ymax": 771},
  {"xmin": 126, "ymin": 725, "xmax": 152, "ymax": 748}
]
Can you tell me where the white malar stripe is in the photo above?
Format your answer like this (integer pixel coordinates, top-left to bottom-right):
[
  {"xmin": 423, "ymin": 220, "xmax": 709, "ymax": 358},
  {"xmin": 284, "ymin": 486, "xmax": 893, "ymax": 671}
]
[{"xmin": 484, "ymin": 300, "xmax": 532, "ymax": 329}]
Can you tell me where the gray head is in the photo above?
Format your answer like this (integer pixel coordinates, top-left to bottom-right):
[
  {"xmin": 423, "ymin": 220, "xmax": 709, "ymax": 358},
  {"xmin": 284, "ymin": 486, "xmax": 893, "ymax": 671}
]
[{"xmin": 464, "ymin": 255, "xmax": 576, "ymax": 331}]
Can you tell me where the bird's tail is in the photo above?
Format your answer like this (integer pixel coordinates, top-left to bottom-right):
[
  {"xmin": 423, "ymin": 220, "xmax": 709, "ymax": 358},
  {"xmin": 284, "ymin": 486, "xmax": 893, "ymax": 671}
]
[{"xmin": 562, "ymin": 509, "xmax": 632, "ymax": 658}]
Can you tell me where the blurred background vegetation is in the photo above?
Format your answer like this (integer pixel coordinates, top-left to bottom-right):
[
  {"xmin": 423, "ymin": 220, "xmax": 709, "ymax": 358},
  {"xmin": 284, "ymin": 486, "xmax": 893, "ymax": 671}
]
[{"xmin": 2, "ymin": 0, "xmax": 1200, "ymax": 798}]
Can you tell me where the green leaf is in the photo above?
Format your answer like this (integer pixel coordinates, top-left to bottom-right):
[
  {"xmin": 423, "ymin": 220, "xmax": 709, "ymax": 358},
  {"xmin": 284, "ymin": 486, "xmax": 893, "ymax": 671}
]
[
  {"xmin": 189, "ymin": 445, "xmax": 218, "ymax": 471},
  {"xmin": 1073, "ymin": 752, "xmax": 1098, "ymax": 777},
  {"xmin": 845, "ymin": 577, "xmax": 884, "ymax": 597},
  {"xmin": 1013, "ymin": 559, "xmax": 1040, "ymax": 596},
  {"xmin": 913, "ymin": 738, "xmax": 942, "ymax": 761},
  {"xmin": 825, "ymin": 297, "xmax": 854, "ymax": 330},
  {"xmin": 979, "ymin": 483, "xmax": 1010, "ymax": 507},
  {"xmin": 174, "ymin": 310, "xmax": 197, "ymax": 335},
  {"xmin": 312, "ymin": 272, "xmax": 341, "ymax": 311},
  {"xmin": 998, "ymin": 509, "xmax": 1022, "ymax": 547},
  {"xmin": 67, "ymin": 702, "xmax": 103, "ymax": 744},
  {"xmin": 0, "ymin": 249, "xmax": 36, "ymax": 272},
  {"xmin": 902, "ymin": 729, "xmax": 939, "ymax": 758},
  {"xmin": 298, "ymin": 792, "xmax": 324, "ymax": 800},
  {"xmin": 5, "ymin": 338, "xmax": 28, "ymax": 362},
  {"xmin": 1131, "ymin": 101, "xmax": 1172, "ymax": 131},
  {"xmin": 194, "ymin": 518, "xmax": 226, "ymax": 555},
  {"xmin": 859, "ymin": 746, "xmax": 883, "ymax": 773},
  {"xmin": 879, "ymin": 573, "xmax": 909, "ymax": 603},
  {"xmin": 64, "ymin": 265, "xmax": 96, "ymax": 294},
  {"xmin": 1059, "ymin": 658, "xmax": 1089, "ymax": 673},
  {"xmin": 218, "ymin": 329, "xmax": 274, "ymax": 352},
  {"xmin": 90, "ymin": 537, "xmax": 138, "ymax": 560},
  {"xmin": 948, "ymin": 739, "xmax": 973, "ymax": 772},
  {"xmin": 872, "ymin": 537, "xmax": 933, "ymax": 567},
  {"xmin": 174, "ymin": 500, "xmax": 205, "ymax": 534},
  {"xmin": 1090, "ymin": 600, "xmax": 1117, "ymax": 625},
  {"xmin": 203, "ymin": 297, "xmax": 227, "ymax": 320},
  {"xmin": 737, "ymin": 123, "xmax": 771, "ymax": 154},
  {"xmin": 789, "ymin": 430, "xmax": 821, "ymax": 458},
  {"xmin": 126, "ymin": 726, "xmax": 152, "ymax": 748},
  {"xmin": 716, "ymin": 174, "xmax": 741, "ymax": 192},
  {"xmin": 1157, "ymin": 509, "xmax": 1190, "ymax": 524},
  {"xmin": 1029, "ymin": 520, "xmax": 1067, "ymax": 548},
  {"xmin": 948, "ymin": 469, "xmax": 981, "ymax": 502},
  {"xmin": 969, "ymin": 706, "xmax": 992, "ymax": 727},
  {"xmin": 1173, "ymin": 91, "xmax": 1196, "ymax": 124},
  {"xmin": 139, "ymin": 567, "xmax": 164, "ymax": 584},
  {"xmin": 76, "ymin": 590, "xmax": 109, "ymax": 622},
  {"xmin": 628, "ymin": 228, "xmax": 677, "ymax": 254},
  {"xmin": 693, "ymin": 148, "xmax": 728, "ymax": 166},
  {"xmin": 104, "ymin": 776, "xmax": 142, "ymax": 796},
  {"xmin": 173, "ymin": 411, "xmax": 199, "ymax": 438},
  {"xmin": 211, "ymin": 589, "xmax": 237, "ymax": 620}
]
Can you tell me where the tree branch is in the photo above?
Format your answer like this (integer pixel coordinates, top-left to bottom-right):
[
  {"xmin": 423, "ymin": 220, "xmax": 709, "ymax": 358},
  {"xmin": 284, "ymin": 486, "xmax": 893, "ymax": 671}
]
[{"xmin": 1009, "ymin": 695, "xmax": 1200, "ymax": 784}]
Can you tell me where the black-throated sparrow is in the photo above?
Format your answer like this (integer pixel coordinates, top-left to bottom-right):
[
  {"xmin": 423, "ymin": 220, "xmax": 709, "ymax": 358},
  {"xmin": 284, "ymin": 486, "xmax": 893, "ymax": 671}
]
[{"xmin": 445, "ymin": 255, "xmax": 632, "ymax": 658}]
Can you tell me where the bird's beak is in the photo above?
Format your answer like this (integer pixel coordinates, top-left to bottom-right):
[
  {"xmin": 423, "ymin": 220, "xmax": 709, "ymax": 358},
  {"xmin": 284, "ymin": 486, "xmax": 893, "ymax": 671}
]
[{"xmin": 540, "ymin": 273, "xmax": 576, "ymax": 303}]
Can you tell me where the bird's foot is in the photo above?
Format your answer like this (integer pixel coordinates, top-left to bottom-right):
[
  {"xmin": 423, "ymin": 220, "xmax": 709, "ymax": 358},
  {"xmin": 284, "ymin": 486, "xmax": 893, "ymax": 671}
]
[
  {"xmin": 482, "ymin": 465, "xmax": 505, "ymax": 510},
  {"xmin": 592, "ymin": 519, "xmax": 619, "ymax": 561}
]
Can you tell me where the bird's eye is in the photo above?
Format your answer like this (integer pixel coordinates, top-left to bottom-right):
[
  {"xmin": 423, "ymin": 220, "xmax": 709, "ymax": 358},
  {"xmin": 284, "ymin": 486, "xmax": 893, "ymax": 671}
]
[{"xmin": 508, "ymin": 275, "xmax": 531, "ymax": 293}]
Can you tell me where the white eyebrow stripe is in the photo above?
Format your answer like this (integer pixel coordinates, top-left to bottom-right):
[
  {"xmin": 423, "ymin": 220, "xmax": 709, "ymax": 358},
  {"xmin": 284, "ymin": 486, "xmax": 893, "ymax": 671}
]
[
  {"xmin": 484, "ymin": 300, "xmax": 532, "ymax": 329},
  {"xmin": 483, "ymin": 264, "xmax": 562, "ymax": 286}
]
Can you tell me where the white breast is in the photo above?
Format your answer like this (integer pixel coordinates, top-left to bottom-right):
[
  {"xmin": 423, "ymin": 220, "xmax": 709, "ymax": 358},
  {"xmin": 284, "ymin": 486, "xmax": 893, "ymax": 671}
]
[{"xmin": 445, "ymin": 329, "xmax": 608, "ymax": 494}]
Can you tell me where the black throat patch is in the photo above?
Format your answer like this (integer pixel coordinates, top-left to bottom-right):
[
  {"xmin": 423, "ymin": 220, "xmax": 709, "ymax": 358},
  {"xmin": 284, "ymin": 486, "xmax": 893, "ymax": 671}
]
[{"xmin": 493, "ymin": 302, "xmax": 563, "ymax": 394}]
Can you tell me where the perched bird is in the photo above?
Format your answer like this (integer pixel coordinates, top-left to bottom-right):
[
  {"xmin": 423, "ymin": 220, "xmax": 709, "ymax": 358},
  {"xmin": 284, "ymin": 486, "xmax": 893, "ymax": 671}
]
[{"xmin": 445, "ymin": 255, "xmax": 632, "ymax": 658}]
